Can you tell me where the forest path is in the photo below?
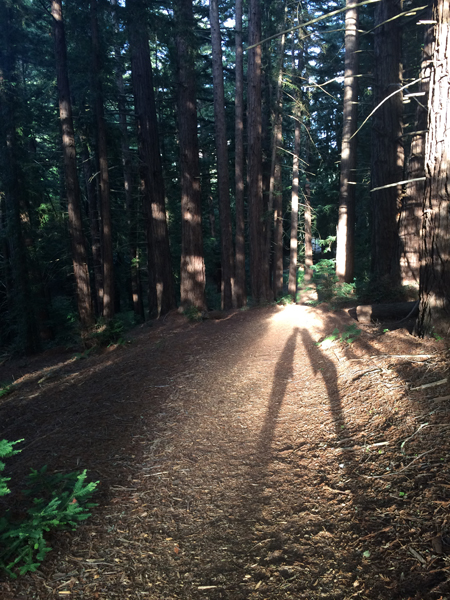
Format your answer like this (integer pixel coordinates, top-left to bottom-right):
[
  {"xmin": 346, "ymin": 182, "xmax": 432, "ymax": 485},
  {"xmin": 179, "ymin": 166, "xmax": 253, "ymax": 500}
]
[{"xmin": 0, "ymin": 304, "xmax": 449, "ymax": 599}]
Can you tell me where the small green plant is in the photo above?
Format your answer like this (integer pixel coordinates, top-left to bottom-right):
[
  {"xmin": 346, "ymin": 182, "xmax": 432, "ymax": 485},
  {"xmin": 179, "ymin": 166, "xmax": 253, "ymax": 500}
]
[
  {"xmin": 277, "ymin": 295, "xmax": 294, "ymax": 306},
  {"xmin": 312, "ymin": 259, "xmax": 338, "ymax": 302},
  {"xmin": 183, "ymin": 306, "xmax": 203, "ymax": 322},
  {"xmin": 0, "ymin": 383, "xmax": 16, "ymax": 399},
  {"xmin": 317, "ymin": 324, "xmax": 362, "ymax": 347},
  {"xmin": 0, "ymin": 439, "xmax": 98, "ymax": 578}
]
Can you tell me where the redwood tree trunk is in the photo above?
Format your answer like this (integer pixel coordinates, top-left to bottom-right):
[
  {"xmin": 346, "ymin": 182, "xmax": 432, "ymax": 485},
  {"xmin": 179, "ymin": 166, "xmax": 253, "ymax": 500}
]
[
  {"xmin": 234, "ymin": 0, "xmax": 246, "ymax": 307},
  {"xmin": 371, "ymin": 0, "xmax": 404, "ymax": 288},
  {"xmin": 51, "ymin": 0, "xmax": 94, "ymax": 332},
  {"xmin": 174, "ymin": 0, "xmax": 206, "ymax": 311},
  {"xmin": 210, "ymin": 0, "xmax": 233, "ymax": 309},
  {"xmin": 336, "ymin": 0, "xmax": 359, "ymax": 284},
  {"xmin": 270, "ymin": 25, "xmax": 286, "ymax": 300},
  {"xmin": 128, "ymin": 0, "xmax": 176, "ymax": 317},
  {"xmin": 415, "ymin": 0, "xmax": 450, "ymax": 337},
  {"xmin": 91, "ymin": 0, "xmax": 114, "ymax": 320},
  {"xmin": 399, "ymin": 12, "xmax": 433, "ymax": 287},
  {"xmin": 248, "ymin": 0, "xmax": 272, "ymax": 303}
]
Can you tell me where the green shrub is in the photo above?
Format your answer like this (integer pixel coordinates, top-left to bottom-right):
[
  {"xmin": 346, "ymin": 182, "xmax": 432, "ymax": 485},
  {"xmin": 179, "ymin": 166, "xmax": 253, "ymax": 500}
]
[
  {"xmin": 0, "ymin": 439, "xmax": 98, "ymax": 578},
  {"xmin": 312, "ymin": 259, "xmax": 338, "ymax": 302}
]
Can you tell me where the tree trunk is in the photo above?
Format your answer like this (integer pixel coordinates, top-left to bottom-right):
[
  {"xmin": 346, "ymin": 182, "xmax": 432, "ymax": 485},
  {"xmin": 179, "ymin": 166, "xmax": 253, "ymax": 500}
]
[
  {"xmin": 304, "ymin": 174, "xmax": 313, "ymax": 284},
  {"xmin": 371, "ymin": 0, "xmax": 404, "ymax": 288},
  {"xmin": 399, "ymin": 13, "xmax": 433, "ymax": 288},
  {"xmin": 336, "ymin": 0, "xmax": 359, "ymax": 284},
  {"xmin": 80, "ymin": 140, "xmax": 103, "ymax": 316},
  {"xmin": 128, "ymin": 0, "xmax": 176, "ymax": 318},
  {"xmin": 174, "ymin": 0, "xmax": 206, "ymax": 311},
  {"xmin": 90, "ymin": 0, "xmax": 114, "ymax": 320},
  {"xmin": 415, "ymin": 0, "xmax": 450, "ymax": 337},
  {"xmin": 210, "ymin": 0, "xmax": 233, "ymax": 309},
  {"xmin": 288, "ymin": 36, "xmax": 302, "ymax": 300},
  {"xmin": 234, "ymin": 0, "xmax": 246, "ymax": 307},
  {"xmin": 248, "ymin": 0, "xmax": 272, "ymax": 303},
  {"xmin": 269, "ymin": 23, "xmax": 286, "ymax": 300},
  {"xmin": 51, "ymin": 0, "xmax": 94, "ymax": 332}
]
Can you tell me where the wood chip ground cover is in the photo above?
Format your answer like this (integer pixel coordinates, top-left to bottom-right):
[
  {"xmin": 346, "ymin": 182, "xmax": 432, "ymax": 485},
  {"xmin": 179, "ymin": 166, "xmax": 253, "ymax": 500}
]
[{"xmin": 0, "ymin": 304, "xmax": 449, "ymax": 599}]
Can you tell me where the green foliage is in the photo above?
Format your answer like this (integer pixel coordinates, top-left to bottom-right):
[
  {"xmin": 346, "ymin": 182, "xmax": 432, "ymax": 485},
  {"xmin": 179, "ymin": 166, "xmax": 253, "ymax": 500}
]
[
  {"xmin": 88, "ymin": 317, "xmax": 126, "ymax": 348},
  {"xmin": 183, "ymin": 306, "xmax": 203, "ymax": 322},
  {"xmin": 317, "ymin": 324, "xmax": 362, "ymax": 347},
  {"xmin": 0, "ymin": 440, "xmax": 98, "ymax": 578},
  {"xmin": 312, "ymin": 259, "xmax": 338, "ymax": 302},
  {"xmin": 0, "ymin": 383, "xmax": 16, "ymax": 399},
  {"xmin": 277, "ymin": 295, "xmax": 294, "ymax": 306}
]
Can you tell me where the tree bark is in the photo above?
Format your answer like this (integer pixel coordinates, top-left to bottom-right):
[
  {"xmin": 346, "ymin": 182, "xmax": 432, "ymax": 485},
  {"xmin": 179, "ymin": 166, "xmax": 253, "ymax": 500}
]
[
  {"xmin": 234, "ymin": 0, "xmax": 246, "ymax": 307},
  {"xmin": 128, "ymin": 0, "xmax": 176, "ymax": 318},
  {"xmin": 210, "ymin": 0, "xmax": 233, "ymax": 309},
  {"xmin": 398, "ymin": 12, "xmax": 433, "ymax": 288},
  {"xmin": 415, "ymin": 0, "xmax": 450, "ymax": 337},
  {"xmin": 248, "ymin": 0, "xmax": 272, "ymax": 303},
  {"xmin": 288, "ymin": 36, "xmax": 302, "ymax": 300},
  {"xmin": 174, "ymin": 0, "xmax": 206, "ymax": 311},
  {"xmin": 336, "ymin": 0, "xmax": 358, "ymax": 284},
  {"xmin": 90, "ymin": 0, "xmax": 114, "ymax": 320},
  {"xmin": 51, "ymin": 0, "xmax": 94, "ymax": 332},
  {"xmin": 269, "ymin": 23, "xmax": 286, "ymax": 300},
  {"xmin": 371, "ymin": 0, "xmax": 404, "ymax": 288}
]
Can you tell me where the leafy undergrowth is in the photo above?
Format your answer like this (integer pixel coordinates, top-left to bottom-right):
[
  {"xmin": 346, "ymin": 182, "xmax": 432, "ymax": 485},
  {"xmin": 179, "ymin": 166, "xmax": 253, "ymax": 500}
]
[{"xmin": 0, "ymin": 305, "xmax": 449, "ymax": 599}]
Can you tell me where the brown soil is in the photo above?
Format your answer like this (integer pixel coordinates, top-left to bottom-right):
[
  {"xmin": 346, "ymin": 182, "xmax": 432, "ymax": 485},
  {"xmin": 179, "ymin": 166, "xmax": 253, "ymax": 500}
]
[{"xmin": 1, "ymin": 304, "xmax": 450, "ymax": 599}]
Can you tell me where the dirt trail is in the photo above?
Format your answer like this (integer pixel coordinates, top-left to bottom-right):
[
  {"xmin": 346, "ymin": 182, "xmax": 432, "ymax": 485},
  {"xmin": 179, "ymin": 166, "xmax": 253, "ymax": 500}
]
[{"xmin": 0, "ymin": 304, "xmax": 449, "ymax": 599}]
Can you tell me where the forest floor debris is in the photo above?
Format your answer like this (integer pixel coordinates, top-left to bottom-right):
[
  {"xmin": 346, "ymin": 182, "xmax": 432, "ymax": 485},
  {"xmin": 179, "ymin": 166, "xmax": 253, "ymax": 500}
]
[{"xmin": 0, "ymin": 304, "xmax": 449, "ymax": 599}]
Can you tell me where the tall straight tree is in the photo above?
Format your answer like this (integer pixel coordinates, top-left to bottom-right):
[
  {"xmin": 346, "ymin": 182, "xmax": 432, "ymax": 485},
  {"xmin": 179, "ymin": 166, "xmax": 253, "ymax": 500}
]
[
  {"xmin": 415, "ymin": 0, "xmax": 450, "ymax": 337},
  {"xmin": 51, "ymin": 0, "xmax": 94, "ymax": 331},
  {"xmin": 248, "ymin": 0, "xmax": 272, "ymax": 303},
  {"xmin": 336, "ymin": 0, "xmax": 359, "ymax": 284},
  {"xmin": 174, "ymin": 0, "xmax": 206, "ymax": 311},
  {"xmin": 370, "ymin": 0, "xmax": 404, "ymax": 287},
  {"xmin": 90, "ymin": 0, "xmax": 114, "ymax": 320},
  {"xmin": 209, "ymin": 0, "xmax": 233, "ymax": 309},
  {"xmin": 399, "ymin": 13, "xmax": 434, "ymax": 287},
  {"xmin": 234, "ymin": 0, "xmax": 246, "ymax": 307},
  {"xmin": 269, "ymin": 19, "xmax": 286, "ymax": 300},
  {"xmin": 128, "ymin": 0, "xmax": 175, "ymax": 318}
]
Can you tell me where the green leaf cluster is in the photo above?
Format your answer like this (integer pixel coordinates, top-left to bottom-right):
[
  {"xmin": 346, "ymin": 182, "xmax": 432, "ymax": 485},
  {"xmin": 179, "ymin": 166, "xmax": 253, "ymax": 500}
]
[{"xmin": 0, "ymin": 440, "xmax": 98, "ymax": 578}]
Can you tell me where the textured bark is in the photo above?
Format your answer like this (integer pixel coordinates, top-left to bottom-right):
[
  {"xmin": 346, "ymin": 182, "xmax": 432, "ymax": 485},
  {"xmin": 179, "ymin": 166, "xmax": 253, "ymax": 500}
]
[
  {"xmin": 174, "ymin": 0, "xmax": 206, "ymax": 311},
  {"xmin": 129, "ymin": 0, "xmax": 176, "ymax": 317},
  {"xmin": 270, "ymin": 24, "xmax": 286, "ymax": 300},
  {"xmin": 91, "ymin": 0, "xmax": 114, "ymax": 320},
  {"xmin": 336, "ymin": 0, "xmax": 358, "ymax": 284},
  {"xmin": 288, "ymin": 38, "xmax": 302, "ymax": 299},
  {"xmin": 371, "ymin": 0, "xmax": 404, "ymax": 287},
  {"xmin": 416, "ymin": 0, "xmax": 450, "ymax": 337},
  {"xmin": 234, "ymin": 0, "xmax": 246, "ymax": 307},
  {"xmin": 248, "ymin": 0, "xmax": 272, "ymax": 303},
  {"xmin": 51, "ymin": 0, "xmax": 94, "ymax": 331},
  {"xmin": 399, "ymin": 13, "xmax": 433, "ymax": 287},
  {"xmin": 210, "ymin": 0, "xmax": 233, "ymax": 309}
]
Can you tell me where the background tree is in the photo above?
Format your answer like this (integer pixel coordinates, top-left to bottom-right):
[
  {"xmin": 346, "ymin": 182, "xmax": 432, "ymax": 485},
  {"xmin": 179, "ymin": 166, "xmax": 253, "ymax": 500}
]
[
  {"xmin": 415, "ymin": 0, "xmax": 450, "ymax": 337},
  {"xmin": 336, "ymin": 0, "xmax": 359, "ymax": 284}
]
